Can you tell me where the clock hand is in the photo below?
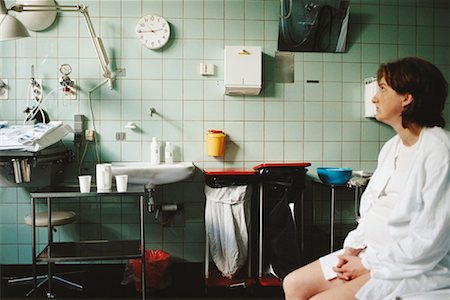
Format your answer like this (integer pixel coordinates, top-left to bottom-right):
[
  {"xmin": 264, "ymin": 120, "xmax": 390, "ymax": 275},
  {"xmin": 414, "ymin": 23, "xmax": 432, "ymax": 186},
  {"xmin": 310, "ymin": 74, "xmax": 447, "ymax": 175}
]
[{"xmin": 138, "ymin": 28, "xmax": 163, "ymax": 33}]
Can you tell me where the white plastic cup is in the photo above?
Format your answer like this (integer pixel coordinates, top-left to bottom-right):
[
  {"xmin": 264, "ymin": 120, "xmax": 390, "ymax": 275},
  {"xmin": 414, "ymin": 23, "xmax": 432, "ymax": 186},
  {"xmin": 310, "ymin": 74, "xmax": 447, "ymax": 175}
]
[
  {"xmin": 115, "ymin": 175, "xmax": 128, "ymax": 193},
  {"xmin": 78, "ymin": 175, "xmax": 92, "ymax": 193}
]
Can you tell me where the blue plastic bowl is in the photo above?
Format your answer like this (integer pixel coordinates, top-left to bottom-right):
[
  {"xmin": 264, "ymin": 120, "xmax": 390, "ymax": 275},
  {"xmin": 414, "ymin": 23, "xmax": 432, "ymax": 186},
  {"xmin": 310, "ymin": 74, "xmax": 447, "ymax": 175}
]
[{"xmin": 317, "ymin": 167, "xmax": 352, "ymax": 185}]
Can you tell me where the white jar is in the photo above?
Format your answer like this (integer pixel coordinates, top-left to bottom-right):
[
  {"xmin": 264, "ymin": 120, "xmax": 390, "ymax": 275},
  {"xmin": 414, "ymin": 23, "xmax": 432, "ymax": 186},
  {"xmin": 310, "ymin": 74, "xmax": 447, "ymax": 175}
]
[
  {"xmin": 150, "ymin": 137, "xmax": 160, "ymax": 165},
  {"xmin": 165, "ymin": 141, "xmax": 173, "ymax": 164}
]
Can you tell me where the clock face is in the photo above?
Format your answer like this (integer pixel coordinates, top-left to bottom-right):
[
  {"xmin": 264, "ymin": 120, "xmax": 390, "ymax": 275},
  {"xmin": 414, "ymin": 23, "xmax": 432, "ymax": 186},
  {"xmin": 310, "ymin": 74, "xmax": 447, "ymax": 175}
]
[{"xmin": 136, "ymin": 15, "xmax": 171, "ymax": 50}]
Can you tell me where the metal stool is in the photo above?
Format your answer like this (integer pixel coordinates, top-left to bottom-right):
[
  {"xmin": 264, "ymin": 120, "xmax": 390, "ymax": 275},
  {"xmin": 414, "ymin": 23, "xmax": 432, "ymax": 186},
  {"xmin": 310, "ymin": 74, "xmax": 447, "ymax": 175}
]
[{"xmin": 8, "ymin": 211, "xmax": 83, "ymax": 297}]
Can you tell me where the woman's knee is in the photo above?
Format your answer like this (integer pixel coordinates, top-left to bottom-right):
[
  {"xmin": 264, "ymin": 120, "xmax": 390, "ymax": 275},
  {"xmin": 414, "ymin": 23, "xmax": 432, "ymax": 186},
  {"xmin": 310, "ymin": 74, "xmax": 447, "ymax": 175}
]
[
  {"xmin": 283, "ymin": 271, "xmax": 299, "ymax": 299},
  {"xmin": 282, "ymin": 271, "xmax": 296, "ymax": 293},
  {"xmin": 283, "ymin": 260, "xmax": 340, "ymax": 300},
  {"xmin": 282, "ymin": 269, "xmax": 309, "ymax": 299}
]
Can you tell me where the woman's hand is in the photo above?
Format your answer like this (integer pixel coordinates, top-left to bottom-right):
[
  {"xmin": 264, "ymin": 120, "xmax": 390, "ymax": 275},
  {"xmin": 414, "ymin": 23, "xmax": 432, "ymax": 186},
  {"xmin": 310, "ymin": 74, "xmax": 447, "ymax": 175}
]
[
  {"xmin": 333, "ymin": 254, "xmax": 369, "ymax": 281},
  {"xmin": 335, "ymin": 247, "xmax": 363, "ymax": 269}
]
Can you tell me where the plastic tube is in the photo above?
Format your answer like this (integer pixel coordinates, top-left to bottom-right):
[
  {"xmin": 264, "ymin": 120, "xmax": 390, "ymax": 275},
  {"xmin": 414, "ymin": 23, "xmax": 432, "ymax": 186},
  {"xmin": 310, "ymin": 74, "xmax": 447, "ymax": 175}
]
[{"xmin": 23, "ymin": 87, "xmax": 58, "ymax": 125}]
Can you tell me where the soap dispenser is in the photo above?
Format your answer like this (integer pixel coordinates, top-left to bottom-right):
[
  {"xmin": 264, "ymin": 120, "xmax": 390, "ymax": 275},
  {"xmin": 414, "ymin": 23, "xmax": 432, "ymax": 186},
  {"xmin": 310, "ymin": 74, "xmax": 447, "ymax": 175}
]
[
  {"xmin": 165, "ymin": 141, "xmax": 173, "ymax": 164},
  {"xmin": 150, "ymin": 137, "xmax": 160, "ymax": 165}
]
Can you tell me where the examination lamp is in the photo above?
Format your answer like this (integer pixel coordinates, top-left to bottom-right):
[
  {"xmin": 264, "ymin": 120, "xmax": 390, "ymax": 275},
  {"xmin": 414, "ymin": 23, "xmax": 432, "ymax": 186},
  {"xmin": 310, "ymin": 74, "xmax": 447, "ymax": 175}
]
[{"xmin": 0, "ymin": 0, "xmax": 112, "ymax": 86}]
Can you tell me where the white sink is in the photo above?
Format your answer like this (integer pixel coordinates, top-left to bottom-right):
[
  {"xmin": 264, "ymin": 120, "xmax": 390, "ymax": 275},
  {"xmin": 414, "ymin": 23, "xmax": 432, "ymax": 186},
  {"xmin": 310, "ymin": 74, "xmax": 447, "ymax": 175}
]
[{"xmin": 111, "ymin": 162, "xmax": 195, "ymax": 187}]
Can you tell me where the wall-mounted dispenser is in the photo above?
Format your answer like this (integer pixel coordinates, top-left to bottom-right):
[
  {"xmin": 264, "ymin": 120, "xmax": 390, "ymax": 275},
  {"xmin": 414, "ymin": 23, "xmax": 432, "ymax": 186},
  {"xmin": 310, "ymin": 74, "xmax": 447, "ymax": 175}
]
[
  {"xmin": 224, "ymin": 46, "xmax": 262, "ymax": 95},
  {"xmin": 363, "ymin": 77, "xmax": 377, "ymax": 118}
]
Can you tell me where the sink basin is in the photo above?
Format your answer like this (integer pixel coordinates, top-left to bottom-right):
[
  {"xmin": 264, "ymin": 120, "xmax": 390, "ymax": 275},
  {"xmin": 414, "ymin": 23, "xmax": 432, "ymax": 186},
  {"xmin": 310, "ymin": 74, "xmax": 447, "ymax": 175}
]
[{"xmin": 111, "ymin": 162, "xmax": 195, "ymax": 187}]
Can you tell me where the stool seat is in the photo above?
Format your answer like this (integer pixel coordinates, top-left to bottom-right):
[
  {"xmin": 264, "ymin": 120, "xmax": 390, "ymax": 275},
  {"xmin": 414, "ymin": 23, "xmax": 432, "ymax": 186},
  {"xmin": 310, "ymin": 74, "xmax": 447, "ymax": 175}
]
[{"xmin": 25, "ymin": 211, "xmax": 76, "ymax": 227}]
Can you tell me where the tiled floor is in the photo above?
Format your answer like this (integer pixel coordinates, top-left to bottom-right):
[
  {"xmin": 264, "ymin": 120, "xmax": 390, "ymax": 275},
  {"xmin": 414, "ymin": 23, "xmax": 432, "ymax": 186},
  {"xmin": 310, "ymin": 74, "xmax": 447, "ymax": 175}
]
[{"xmin": 1, "ymin": 263, "xmax": 284, "ymax": 299}]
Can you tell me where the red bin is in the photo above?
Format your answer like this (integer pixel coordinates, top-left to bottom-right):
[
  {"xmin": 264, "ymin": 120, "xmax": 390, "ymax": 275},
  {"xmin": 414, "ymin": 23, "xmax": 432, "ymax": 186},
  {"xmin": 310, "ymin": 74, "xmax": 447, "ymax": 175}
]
[{"xmin": 130, "ymin": 249, "xmax": 171, "ymax": 292}]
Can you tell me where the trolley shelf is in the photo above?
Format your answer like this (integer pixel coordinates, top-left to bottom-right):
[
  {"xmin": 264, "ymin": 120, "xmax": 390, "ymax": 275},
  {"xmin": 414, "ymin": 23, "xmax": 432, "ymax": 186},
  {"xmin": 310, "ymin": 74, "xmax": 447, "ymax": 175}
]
[
  {"xmin": 36, "ymin": 240, "xmax": 141, "ymax": 262},
  {"xmin": 205, "ymin": 265, "xmax": 256, "ymax": 288},
  {"xmin": 258, "ymin": 275, "xmax": 281, "ymax": 287}
]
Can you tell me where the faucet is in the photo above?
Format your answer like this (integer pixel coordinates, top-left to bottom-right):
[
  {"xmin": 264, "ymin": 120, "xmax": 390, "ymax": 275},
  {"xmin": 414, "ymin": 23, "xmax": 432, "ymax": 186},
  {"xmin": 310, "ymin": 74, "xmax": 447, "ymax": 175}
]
[{"xmin": 146, "ymin": 186, "xmax": 156, "ymax": 213}]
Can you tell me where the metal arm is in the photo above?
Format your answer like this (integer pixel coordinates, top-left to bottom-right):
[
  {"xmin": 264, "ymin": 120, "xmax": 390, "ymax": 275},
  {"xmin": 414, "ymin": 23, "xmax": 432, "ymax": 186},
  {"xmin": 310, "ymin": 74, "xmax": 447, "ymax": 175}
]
[{"xmin": 11, "ymin": 3, "xmax": 112, "ymax": 85}]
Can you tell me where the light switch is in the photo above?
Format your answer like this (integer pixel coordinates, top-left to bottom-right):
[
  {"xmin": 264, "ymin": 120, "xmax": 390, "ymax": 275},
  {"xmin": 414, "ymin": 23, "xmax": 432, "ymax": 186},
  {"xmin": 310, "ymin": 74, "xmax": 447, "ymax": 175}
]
[{"xmin": 200, "ymin": 63, "xmax": 214, "ymax": 76}]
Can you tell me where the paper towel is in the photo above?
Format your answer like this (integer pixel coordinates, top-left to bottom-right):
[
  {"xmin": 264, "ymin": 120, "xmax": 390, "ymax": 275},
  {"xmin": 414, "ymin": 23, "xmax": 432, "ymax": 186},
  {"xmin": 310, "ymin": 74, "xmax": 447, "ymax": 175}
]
[{"xmin": 364, "ymin": 77, "xmax": 377, "ymax": 118}]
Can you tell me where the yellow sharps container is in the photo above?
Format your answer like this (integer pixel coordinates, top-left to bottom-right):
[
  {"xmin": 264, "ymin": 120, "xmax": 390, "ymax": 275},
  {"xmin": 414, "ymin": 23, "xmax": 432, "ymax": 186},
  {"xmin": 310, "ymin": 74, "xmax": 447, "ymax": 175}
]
[{"xmin": 206, "ymin": 130, "xmax": 226, "ymax": 157}]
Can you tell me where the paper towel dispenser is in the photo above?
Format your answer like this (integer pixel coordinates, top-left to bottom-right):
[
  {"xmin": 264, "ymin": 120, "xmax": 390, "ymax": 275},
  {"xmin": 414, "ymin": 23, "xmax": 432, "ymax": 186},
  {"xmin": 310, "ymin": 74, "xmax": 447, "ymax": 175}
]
[{"xmin": 224, "ymin": 46, "xmax": 262, "ymax": 95}]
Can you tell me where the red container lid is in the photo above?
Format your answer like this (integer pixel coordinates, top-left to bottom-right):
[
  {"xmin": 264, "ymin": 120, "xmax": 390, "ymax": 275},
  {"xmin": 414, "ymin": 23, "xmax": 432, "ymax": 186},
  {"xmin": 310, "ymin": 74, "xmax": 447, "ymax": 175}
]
[
  {"xmin": 203, "ymin": 168, "xmax": 256, "ymax": 176},
  {"xmin": 207, "ymin": 129, "xmax": 224, "ymax": 134}
]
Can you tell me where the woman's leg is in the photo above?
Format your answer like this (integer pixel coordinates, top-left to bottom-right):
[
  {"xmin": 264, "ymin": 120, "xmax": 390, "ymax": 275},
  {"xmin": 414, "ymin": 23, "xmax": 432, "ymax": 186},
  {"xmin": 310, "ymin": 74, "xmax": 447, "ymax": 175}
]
[
  {"xmin": 283, "ymin": 259, "xmax": 345, "ymax": 300},
  {"xmin": 310, "ymin": 273, "xmax": 370, "ymax": 300}
]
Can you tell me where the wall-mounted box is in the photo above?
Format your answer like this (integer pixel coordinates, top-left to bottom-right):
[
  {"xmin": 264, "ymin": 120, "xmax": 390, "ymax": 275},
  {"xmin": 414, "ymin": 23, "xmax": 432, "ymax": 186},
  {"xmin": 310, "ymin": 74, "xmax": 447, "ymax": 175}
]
[
  {"xmin": 363, "ymin": 77, "xmax": 377, "ymax": 118},
  {"xmin": 224, "ymin": 46, "xmax": 262, "ymax": 95}
]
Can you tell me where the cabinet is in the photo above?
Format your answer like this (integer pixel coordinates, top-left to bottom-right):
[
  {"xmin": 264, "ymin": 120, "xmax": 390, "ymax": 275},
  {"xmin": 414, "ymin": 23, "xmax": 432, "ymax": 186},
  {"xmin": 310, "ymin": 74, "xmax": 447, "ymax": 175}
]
[{"xmin": 29, "ymin": 185, "xmax": 147, "ymax": 299}]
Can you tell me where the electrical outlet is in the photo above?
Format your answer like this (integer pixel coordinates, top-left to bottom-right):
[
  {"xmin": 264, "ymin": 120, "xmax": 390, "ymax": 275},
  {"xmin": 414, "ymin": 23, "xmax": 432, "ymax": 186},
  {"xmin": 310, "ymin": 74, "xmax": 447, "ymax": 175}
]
[
  {"xmin": 0, "ymin": 79, "xmax": 8, "ymax": 100},
  {"xmin": 115, "ymin": 68, "xmax": 126, "ymax": 77},
  {"xmin": 85, "ymin": 130, "xmax": 95, "ymax": 141},
  {"xmin": 116, "ymin": 132, "xmax": 126, "ymax": 141},
  {"xmin": 31, "ymin": 79, "xmax": 43, "ymax": 101}
]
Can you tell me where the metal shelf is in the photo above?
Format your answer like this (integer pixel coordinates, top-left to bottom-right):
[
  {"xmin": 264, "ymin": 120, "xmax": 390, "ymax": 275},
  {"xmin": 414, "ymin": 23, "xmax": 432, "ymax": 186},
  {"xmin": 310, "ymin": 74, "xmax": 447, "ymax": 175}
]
[
  {"xmin": 29, "ymin": 186, "xmax": 147, "ymax": 299},
  {"xmin": 37, "ymin": 240, "xmax": 141, "ymax": 262},
  {"xmin": 30, "ymin": 184, "xmax": 146, "ymax": 197}
]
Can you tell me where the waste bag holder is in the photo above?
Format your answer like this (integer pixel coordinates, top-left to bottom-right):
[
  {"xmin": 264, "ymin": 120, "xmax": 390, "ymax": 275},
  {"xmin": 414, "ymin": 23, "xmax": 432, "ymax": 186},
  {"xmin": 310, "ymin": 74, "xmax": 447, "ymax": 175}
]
[
  {"xmin": 253, "ymin": 163, "xmax": 311, "ymax": 287},
  {"xmin": 203, "ymin": 168, "xmax": 257, "ymax": 289}
]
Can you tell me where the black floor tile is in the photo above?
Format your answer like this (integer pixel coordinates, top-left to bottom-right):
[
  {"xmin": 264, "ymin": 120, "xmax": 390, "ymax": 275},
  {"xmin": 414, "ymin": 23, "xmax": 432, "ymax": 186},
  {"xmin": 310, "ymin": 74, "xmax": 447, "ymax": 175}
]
[{"xmin": 1, "ymin": 264, "xmax": 283, "ymax": 300}]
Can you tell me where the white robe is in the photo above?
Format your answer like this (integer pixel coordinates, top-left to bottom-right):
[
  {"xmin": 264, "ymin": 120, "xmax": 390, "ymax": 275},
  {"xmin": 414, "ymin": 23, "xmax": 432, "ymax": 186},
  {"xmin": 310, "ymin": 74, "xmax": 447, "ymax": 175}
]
[{"xmin": 343, "ymin": 127, "xmax": 450, "ymax": 299}]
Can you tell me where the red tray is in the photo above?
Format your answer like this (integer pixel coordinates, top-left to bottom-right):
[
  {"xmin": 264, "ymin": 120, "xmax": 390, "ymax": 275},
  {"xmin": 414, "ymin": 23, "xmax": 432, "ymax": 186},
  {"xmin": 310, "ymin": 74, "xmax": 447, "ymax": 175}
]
[{"xmin": 253, "ymin": 162, "xmax": 311, "ymax": 170}]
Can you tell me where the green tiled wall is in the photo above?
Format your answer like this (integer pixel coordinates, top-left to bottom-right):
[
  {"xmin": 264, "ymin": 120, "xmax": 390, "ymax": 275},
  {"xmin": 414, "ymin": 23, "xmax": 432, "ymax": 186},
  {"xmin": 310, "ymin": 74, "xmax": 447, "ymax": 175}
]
[{"xmin": 0, "ymin": 0, "xmax": 449, "ymax": 264}]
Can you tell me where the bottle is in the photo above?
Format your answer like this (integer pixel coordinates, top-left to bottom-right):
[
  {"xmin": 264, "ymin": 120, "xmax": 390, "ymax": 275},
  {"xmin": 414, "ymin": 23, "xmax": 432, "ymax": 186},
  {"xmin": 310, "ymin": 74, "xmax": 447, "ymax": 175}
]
[
  {"xmin": 150, "ymin": 137, "xmax": 160, "ymax": 165},
  {"xmin": 165, "ymin": 141, "xmax": 173, "ymax": 164}
]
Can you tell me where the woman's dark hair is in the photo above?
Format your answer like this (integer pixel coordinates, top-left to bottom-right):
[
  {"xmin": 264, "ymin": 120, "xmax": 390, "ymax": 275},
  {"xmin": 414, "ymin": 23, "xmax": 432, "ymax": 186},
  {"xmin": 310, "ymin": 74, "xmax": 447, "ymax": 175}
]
[{"xmin": 377, "ymin": 57, "xmax": 448, "ymax": 128}]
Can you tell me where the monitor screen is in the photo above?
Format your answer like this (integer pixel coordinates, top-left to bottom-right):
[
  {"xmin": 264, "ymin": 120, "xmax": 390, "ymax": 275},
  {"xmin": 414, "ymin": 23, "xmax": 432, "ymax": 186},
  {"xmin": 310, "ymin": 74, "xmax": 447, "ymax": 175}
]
[{"xmin": 278, "ymin": 0, "xmax": 350, "ymax": 53}]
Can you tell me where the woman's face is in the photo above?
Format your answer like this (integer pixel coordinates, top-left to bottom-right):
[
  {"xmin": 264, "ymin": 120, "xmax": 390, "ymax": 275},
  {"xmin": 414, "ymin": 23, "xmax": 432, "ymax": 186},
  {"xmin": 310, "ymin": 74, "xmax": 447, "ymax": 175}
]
[{"xmin": 372, "ymin": 77, "xmax": 409, "ymax": 127}]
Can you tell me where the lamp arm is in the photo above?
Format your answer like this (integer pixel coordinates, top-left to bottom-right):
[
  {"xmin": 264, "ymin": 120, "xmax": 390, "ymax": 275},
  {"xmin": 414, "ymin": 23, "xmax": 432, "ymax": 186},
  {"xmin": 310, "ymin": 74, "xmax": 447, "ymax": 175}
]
[
  {"xmin": 10, "ymin": 3, "xmax": 113, "ymax": 83},
  {"xmin": 11, "ymin": 4, "xmax": 81, "ymax": 12},
  {"xmin": 78, "ymin": 5, "xmax": 111, "ymax": 80}
]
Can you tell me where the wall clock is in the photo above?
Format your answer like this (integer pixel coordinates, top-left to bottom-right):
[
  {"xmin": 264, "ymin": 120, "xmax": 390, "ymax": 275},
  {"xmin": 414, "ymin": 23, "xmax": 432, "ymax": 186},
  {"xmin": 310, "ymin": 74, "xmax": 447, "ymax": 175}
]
[{"xmin": 135, "ymin": 14, "xmax": 171, "ymax": 50}]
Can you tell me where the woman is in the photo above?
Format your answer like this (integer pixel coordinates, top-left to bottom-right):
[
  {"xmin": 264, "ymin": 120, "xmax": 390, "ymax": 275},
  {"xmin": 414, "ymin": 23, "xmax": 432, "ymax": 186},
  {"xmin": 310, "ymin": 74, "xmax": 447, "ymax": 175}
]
[{"xmin": 283, "ymin": 57, "xmax": 450, "ymax": 300}]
